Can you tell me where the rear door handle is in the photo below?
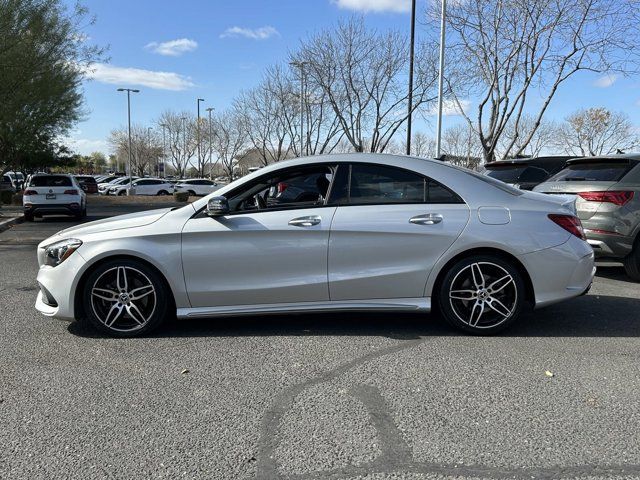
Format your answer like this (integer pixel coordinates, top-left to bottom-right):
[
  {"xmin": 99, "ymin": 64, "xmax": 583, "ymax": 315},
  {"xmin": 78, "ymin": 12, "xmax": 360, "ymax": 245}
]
[
  {"xmin": 409, "ymin": 213, "xmax": 443, "ymax": 225},
  {"xmin": 289, "ymin": 215, "xmax": 321, "ymax": 227}
]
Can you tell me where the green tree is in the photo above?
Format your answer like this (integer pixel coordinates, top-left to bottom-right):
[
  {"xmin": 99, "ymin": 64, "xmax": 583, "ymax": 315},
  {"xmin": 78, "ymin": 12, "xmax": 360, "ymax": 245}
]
[{"xmin": 0, "ymin": 0, "xmax": 105, "ymax": 173}]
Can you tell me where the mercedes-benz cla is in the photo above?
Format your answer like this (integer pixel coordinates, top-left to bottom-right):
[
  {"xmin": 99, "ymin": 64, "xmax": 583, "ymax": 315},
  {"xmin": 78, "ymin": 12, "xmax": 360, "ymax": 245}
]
[{"xmin": 35, "ymin": 154, "xmax": 595, "ymax": 337}]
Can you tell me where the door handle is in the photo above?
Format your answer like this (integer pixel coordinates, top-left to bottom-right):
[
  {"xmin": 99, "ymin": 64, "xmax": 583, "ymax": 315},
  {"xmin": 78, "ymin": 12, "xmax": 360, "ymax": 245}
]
[
  {"xmin": 289, "ymin": 215, "xmax": 321, "ymax": 227},
  {"xmin": 409, "ymin": 213, "xmax": 443, "ymax": 225}
]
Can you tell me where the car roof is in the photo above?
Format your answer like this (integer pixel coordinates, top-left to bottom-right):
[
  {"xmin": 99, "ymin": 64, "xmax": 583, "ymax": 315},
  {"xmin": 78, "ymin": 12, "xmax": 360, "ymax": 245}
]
[
  {"xmin": 485, "ymin": 156, "xmax": 576, "ymax": 168},
  {"xmin": 566, "ymin": 154, "xmax": 640, "ymax": 165}
]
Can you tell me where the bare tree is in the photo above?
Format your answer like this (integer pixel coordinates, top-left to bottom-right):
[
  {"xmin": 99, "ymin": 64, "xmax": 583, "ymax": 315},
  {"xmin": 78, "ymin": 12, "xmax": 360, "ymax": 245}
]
[
  {"xmin": 211, "ymin": 109, "xmax": 247, "ymax": 181},
  {"xmin": 441, "ymin": 124, "xmax": 483, "ymax": 169},
  {"xmin": 295, "ymin": 17, "xmax": 439, "ymax": 153},
  {"xmin": 436, "ymin": 0, "xmax": 640, "ymax": 162},
  {"xmin": 498, "ymin": 114, "xmax": 558, "ymax": 159},
  {"xmin": 108, "ymin": 124, "xmax": 161, "ymax": 176},
  {"xmin": 156, "ymin": 111, "xmax": 197, "ymax": 179},
  {"xmin": 555, "ymin": 107, "xmax": 640, "ymax": 156},
  {"xmin": 402, "ymin": 132, "xmax": 437, "ymax": 158}
]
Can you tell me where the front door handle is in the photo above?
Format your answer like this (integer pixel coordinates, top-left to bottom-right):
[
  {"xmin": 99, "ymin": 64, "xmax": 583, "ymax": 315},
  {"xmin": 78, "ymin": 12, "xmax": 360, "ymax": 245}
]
[
  {"xmin": 409, "ymin": 213, "xmax": 443, "ymax": 225},
  {"xmin": 289, "ymin": 215, "xmax": 321, "ymax": 227}
]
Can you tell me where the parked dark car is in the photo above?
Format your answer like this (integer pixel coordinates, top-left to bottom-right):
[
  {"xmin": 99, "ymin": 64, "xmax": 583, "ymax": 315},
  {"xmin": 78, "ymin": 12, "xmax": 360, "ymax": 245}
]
[
  {"xmin": 534, "ymin": 154, "xmax": 640, "ymax": 281},
  {"xmin": 75, "ymin": 175, "xmax": 98, "ymax": 194},
  {"xmin": 483, "ymin": 156, "xmax": 576, "ymax": 190}
]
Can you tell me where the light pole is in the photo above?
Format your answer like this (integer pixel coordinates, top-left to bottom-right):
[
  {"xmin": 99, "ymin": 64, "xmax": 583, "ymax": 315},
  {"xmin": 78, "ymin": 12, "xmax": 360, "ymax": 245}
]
[
  {"xmin": 181, "ymin": 116, "xmax": 187, "ymax": 178},
  {"xmin": 289, "ymin": 61, "xmax": 307, "ymax": 157},
  {"xmin": 435, "ymin": 0, "xmax": 447, "ymax": 159},
  {"xmin": 406, "ymin": 0, "xmax": 417, "ymax": 156},
  {"xmin": 116, "ymin": 88, "xmax": 140, "ymax": 193},
  {"xmin": 197, "ymin": 98, "xmax": 204, "ymax": 176},
  {"xmin": 159, "ymin": 123, "xmax": 167, "ymax": 178},
  {"xmin": 147, "ymin": 126, "xmax": 153, "ymax": 176},
  {"xmin": 205, "ymin": 107, "xmax": 214, "ymax": 179}
]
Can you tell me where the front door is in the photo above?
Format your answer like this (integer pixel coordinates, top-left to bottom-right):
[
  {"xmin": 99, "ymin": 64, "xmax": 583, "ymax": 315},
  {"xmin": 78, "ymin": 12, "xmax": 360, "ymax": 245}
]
[{"xmin": 181, "ymin": 164, "xmax": 337, "ymax": 308}]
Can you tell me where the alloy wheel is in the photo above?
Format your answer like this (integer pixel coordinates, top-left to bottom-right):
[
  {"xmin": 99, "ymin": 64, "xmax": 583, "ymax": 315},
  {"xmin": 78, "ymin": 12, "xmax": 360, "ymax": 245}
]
[
  {"xmin": 448, "ymin": 261, "xmax": 517, "ymax": 329},
  {"xmin": 90, "ymin": 266, "xmax": 156, "ymax": 332}
]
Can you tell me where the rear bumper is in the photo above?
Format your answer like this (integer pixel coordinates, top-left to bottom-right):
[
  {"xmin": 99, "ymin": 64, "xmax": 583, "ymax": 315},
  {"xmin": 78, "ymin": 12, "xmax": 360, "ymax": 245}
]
[
  {"xmin": 584, "ymin": 230, "xmax": 634, "ymax": 258},
  {"xmin": 24, "ymin": 203, "xmax": 81, "ymax": 216}
]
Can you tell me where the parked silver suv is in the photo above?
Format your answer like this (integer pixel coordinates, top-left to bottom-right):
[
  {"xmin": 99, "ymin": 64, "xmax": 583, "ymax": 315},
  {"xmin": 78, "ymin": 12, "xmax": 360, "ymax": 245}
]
[{"xmin": 534, "ymin": 155, "xmax": 640, "ymax": 280}]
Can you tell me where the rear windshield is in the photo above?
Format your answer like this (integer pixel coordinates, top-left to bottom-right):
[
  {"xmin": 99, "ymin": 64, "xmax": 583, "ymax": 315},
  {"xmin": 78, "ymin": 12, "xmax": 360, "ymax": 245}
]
[
  {"xmin": 485, "ymin": 166, "xmax": 526, "ymax": 183},
  {"xmin": 547, "ymin": 163, "xmax": 632, "ymax": 182},
  {"xmin": 29, "ymin": 176, "xmax": 72, "ymax": 187},
  {"xmin": 76, "ymin": 176, "xmax": 96, "ymax": 183}
]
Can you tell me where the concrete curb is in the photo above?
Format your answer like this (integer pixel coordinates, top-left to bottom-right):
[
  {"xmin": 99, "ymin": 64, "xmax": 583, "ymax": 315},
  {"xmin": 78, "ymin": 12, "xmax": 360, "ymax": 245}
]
[{"xmin": 0, "ymin": 214, "xmax": 24, "ymax": 233}]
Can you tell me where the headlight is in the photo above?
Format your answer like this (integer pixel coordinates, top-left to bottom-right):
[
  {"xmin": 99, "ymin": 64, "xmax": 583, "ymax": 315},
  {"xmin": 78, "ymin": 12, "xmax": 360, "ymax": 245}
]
[{"xmin": 44, "ymin": 238, "xmax": 82, "ymax": 267}]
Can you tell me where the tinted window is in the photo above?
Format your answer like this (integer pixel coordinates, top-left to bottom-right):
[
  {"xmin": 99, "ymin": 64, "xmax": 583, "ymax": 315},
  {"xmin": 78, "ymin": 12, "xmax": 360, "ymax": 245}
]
[
  {"xmin": 548, "ymin": 163, "xmax": 633, "ymax": 182},
  {"xmin": 29, "ymin": 176, "xmax": 72, "ymax": 187},
  {"xmin": 486, "ymin": 166, "xmax": 526, "ymax": 183},
  {"xmin": 519, "ymin": 166, "xmax": 549, "ymax": 183},
  {"xmin": 76, "ymin": 176, "xmax": 97, "ymax": 184}
]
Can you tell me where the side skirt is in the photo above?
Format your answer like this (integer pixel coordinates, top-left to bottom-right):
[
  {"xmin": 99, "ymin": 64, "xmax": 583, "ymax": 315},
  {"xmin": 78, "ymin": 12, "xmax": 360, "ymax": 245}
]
[{"xmin": 176, "ymin": 297, "xmax": 431, "ymax": 319}]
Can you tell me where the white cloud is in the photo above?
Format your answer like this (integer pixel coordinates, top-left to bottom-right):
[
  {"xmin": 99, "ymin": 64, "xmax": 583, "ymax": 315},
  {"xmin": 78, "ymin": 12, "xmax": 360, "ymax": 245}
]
[
  {"xmin": 429, "ymin": 99, "xmax": 470, "ymax": 116},
  {"xmin": 86, "ymin": 63, "xmax": 194, "ymax": 91},
  {"xmin": 64, "ymin": 137, "xmax": 109, "ymax": 156},
  {"xmin": 331, "ymin": 0, "xmax": 411, "ymax": 13},
  {"xmin": 220, "ymin": 26, "xmax": 279, "ymax": 40},
  {"xmin": 594, "ymin": 74, "xmax": 618, "ymax": 88},
  {"xmin": 145, "ymin": 38, "xmax": 198, "ymax": 56}
]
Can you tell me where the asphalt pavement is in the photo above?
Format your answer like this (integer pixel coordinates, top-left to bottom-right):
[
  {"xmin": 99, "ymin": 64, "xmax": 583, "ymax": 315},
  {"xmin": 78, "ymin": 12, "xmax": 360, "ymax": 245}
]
[{"xmin": 1, "ymin": 203, "xmax": 640, "ymax": 480}]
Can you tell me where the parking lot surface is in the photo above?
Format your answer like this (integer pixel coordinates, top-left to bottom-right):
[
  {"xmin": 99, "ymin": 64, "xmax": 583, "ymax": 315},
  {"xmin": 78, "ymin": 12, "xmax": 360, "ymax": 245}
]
[{"xmin": 1, "ymin": 203, "xmax": 640, "ymax": 480}]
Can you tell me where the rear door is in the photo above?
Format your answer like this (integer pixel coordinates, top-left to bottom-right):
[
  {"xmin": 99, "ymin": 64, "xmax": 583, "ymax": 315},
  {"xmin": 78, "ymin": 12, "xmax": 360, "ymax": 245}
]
[
  {"xmin": 26, "ymin": 175, "xmax": 75, "ymax": 205},
  {"xmin": 327, "ymin": 163, "xmax": 470, "ymax": 301}
]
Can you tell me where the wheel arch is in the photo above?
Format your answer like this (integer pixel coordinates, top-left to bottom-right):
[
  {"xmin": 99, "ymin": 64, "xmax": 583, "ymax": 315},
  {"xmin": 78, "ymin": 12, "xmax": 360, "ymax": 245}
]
[
  {"xmin": 429, "ymin": 247, "xmax": 536, "ymax": 308},
  {"xmin": 74, "ymin": 254, "xmax": 177, "ymax": 320}
]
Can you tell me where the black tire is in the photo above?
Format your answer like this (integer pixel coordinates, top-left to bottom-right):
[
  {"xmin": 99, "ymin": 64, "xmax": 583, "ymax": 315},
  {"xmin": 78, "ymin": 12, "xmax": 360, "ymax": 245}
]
[
  {"xmin": 188, "ymin": 190, "xmax": 196, "ymax": 197},
  {"xmin": 623, "ymin": 244, "xmax": 640, "ymax": 282},
  {"xmin": 24, "ymin": 212, "xmax": 34, "ymax": 222},
  {"xmin": 82, "ymin": 259, "xmax": 170, "ymax": 337},
  {"xmin": 437, "ymin": 255, "xmax": 525, "ymax": 335},
  {"xmin": 118, "ymin": 190, "xmax": 126, "ymax": 196},
  {"xmin": 157, "ymin": 190, "xmax": 168, "ymax": 196}
]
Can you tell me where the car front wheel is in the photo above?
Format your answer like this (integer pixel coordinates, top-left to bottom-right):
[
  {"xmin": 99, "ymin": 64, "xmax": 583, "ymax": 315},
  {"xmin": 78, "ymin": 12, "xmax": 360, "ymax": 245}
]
[
  {"xmin": 82, "ymin": 259, "xmax": 170, "ymax": 337},
  {"xmin": 438, "ymin": 255, "xmax": 525, "ymax": 335}
]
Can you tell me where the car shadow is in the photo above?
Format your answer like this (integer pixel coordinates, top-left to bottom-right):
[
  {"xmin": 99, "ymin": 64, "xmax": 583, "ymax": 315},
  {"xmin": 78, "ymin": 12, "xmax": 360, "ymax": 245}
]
[{"xmin": 67, "ymin": 294, "xmax": 640, "ymax": 340}]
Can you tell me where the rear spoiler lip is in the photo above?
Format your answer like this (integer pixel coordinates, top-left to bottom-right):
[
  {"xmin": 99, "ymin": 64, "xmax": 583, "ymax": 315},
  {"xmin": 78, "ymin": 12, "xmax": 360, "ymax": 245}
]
[
  {"xmin": 484, "ymin": 161, "xmax": 529, "ymax": 168},
  {"xmin": 567, "ymin": 157, "xmax": 638, "ymax": 166}
]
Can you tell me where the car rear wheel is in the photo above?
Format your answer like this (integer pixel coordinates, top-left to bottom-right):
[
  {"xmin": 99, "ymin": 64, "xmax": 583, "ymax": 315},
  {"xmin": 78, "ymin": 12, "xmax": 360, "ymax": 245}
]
[
  {"xmin": 157, "ymin": 190, "xmax": 168, "ymax": 196},
  {"xmin": 438, "ymin": 255, "xmax": 525, "ymax": 335},
  {"xmin": 188, "ymin": 190, "xmax": 196, "ymax": 196},
  {"xmin": 118, "ymin": 190, "xmax": 126, "ymax": 196},
  {"xmin": 623, "ymin": 243, "xmax": 640, "ymax": 282},
  {"xmin": 82, "ymin": 259, "xmax": 170, "ymax": 337}
]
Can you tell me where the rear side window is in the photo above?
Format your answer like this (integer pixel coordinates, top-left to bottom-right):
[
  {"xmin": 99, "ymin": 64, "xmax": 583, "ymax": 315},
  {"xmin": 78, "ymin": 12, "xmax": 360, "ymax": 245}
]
[
  {"xmin": 330, "ymin": 163, "xmax": 463, "ymax": 205},
  {"xmin": 29, "ymin": 176, "xmax": 72, "ymax": 187},
  {"xmin": 548, "ymin": 163, "xmax": 633, "ymax": 182}
]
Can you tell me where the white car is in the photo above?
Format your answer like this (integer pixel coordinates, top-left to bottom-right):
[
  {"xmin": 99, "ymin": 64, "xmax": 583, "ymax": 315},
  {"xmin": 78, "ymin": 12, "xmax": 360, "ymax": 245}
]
[
  {"xmin": 173, "ymin": 178, "xmax": 222, "ymax": 196},
  {"xmin": 111, "ymin": 178, "xmax": 173, "ymax": 196},
  {"xmin": 23, "ymin": 174, "xmax": 86, "ymax": 221},
  {"xmin": 98, "ymin": 176, "xmax": 135, "ymax": 195},
  {"xmin": 34, "ymin": 153, "xmax": 595, "ymax": 337}
]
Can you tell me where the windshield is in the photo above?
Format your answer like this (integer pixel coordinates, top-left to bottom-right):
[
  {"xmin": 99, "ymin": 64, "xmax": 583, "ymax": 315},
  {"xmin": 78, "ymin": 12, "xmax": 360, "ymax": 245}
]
[{"xmin": 548, "ymin": 163, "xmax": 632, "ymax": 182}]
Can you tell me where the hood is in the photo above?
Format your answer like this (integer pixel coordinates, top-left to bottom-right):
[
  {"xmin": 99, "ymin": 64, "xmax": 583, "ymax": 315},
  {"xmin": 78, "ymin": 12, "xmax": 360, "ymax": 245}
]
[{"xmin": 55, "ymin": 207, "xmax": 173, "ymax": 238}]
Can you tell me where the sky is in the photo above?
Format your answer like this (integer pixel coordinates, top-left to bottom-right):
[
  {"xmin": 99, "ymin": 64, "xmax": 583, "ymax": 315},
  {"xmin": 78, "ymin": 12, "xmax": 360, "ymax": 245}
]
[{"xmin": 64, "ymin": 0, "xmax": 640, "ymax": 156}]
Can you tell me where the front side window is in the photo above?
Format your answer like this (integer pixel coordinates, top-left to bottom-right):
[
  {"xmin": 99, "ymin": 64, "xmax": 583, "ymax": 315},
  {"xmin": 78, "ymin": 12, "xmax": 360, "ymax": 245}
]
[
  {"xmin": 227, "ymin": 165, "xmax": 334, "ymax": 213},
  {"xmin": 329, "ymin": 163, "xmax": 463, "ymax": 205}
]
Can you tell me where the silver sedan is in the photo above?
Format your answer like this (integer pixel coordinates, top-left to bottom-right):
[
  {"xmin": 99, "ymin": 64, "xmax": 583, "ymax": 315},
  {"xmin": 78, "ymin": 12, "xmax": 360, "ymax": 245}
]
[{"xmin": 34, "ymin": 154, "xmax": 595, "ymax": 336}]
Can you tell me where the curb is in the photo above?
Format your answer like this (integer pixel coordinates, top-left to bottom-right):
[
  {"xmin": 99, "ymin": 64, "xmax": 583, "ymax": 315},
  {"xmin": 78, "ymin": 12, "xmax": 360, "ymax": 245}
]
[{"xmin": 0, "ymin": 215, "xmax": 24, "ymax": 233}]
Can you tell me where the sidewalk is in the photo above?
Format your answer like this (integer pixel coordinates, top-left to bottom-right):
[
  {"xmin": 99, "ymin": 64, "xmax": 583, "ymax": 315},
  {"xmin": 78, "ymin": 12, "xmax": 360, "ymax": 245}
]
[{"xmin": 0, "ymin": 206, "xmax": 24, "ymax": 233}]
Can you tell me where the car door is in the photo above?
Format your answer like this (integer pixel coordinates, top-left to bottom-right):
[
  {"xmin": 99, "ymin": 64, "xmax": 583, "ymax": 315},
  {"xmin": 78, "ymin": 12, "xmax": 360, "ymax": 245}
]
[
  {"xmin": 181, "ymin": 164, "xmax": 337, "ymax": 308},
  {"xmin": 327, "ymin": 163, "xmax": 470, "ymax": 301}
]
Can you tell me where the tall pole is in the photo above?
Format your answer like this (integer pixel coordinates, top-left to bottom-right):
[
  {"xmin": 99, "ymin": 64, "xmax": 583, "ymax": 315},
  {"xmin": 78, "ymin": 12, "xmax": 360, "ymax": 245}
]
[
  {"xmin": 117, "ymin": 88, "xmax": 140, "ymax": 193},
  {"xmin": 197, "ymin": 98, "xmax": 205, "ymax": 176},
  {"xmin": 206, "ymin": 107, "xmax": 214, "ymax": 179},
  {"xmin": 160, "ymin": 123, "xmax": 167, "ymax": 178},
  {"xmin": 147, "ymin": 126, "xmax": 153, "ymax": 176},
  {"xmin": 289, "ymin": 61, "xmax": 307, "ymax": 157},
  {"xmin": 435, "ymin": 0, "xmax": 447, "ymax": 159},
  {"xmin": 406, "ymin": 0, "xmax": 416, "ymax": 156},
  {"xmin": 181, "ymin": 116, "xmax": 187, "ymax": 178}
]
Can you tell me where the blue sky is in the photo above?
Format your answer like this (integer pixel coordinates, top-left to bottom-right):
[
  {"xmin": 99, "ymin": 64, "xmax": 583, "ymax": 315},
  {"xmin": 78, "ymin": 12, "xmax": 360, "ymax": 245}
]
[{"xmin": 65, "ymin": 0, "xmax": 640, "ymax": 155}]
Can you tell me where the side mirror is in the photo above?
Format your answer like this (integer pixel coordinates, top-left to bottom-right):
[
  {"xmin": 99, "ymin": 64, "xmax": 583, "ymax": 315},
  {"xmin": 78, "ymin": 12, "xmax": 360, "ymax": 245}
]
[{"xmin": 206, "ymin": 196, "xmax": 230, "ymax": 217}]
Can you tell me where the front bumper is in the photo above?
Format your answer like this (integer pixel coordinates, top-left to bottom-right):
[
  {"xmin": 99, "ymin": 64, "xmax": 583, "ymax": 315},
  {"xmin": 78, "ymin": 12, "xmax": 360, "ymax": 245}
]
[
  {"xmin": 518, "ymin": 235, "xmax": 596, "ymax": 309},
  {"xmin": 35, "ymin": 248, "xmax": 87, "ymax": 320}
]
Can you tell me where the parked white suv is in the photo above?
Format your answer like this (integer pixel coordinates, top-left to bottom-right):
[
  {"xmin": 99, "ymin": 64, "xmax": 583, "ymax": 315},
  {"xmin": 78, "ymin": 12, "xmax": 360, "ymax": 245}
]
[
  {"xmin": 111, "ymin": 178, "xmax": 173, "ymax": 196},
  {"xmin": 23, "ymin": 174, "xmax": 86, "ymax": 221},
  {"xmin": 99, "ymin": 176, "xmax": 137, "ymax": 195},
  {"xmin": 173, "ymin": 178, "xmax": 222, "ymax": 196}
]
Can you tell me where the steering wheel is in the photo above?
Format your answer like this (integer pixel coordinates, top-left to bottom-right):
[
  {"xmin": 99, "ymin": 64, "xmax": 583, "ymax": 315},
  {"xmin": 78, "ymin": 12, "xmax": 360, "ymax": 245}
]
[{"xmin": 253, "ymin": 193, "xmax": 267, "ymax": 210}]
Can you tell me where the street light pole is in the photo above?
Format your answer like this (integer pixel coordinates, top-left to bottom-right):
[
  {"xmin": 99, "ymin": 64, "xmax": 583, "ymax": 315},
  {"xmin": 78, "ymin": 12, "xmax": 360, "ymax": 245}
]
[
  {"xmin": 435, "ymin": 0, "xmax": 447, "ymax": 159},
  {"xmin": 147, "ymin": 126, "xmax": 153, "ymax": 176},
  {"xmin": 406, "ymin": 0, "xmax": 416, "ymax": 156},
  {"xmin": 197, "ymin": 98, "xmax": 204, "ymax": 176},
  {"xmin": 181, "ymin": 116, "xmax": 187, "ymax": 178},
  {"xmin": 159, "ymin": 123, "xmax": 167, "ymax": 178},
  {"xmin": 205, "ymin": 107, "xmax": 214, "ymax": 179},
  {"xmin": 289, "ymin": 61, "xmax": 307, "ymax": 157},
  {"xmin": 117, "ymin": 88, "xmax": 140, "ymax": 194}
]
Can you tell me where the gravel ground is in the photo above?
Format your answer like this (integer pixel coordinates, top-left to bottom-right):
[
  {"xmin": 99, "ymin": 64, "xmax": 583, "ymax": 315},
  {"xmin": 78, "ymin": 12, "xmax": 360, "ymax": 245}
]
[{"xmin": 1, "ymin": 208, "xmax": 640, "ymax": 480}]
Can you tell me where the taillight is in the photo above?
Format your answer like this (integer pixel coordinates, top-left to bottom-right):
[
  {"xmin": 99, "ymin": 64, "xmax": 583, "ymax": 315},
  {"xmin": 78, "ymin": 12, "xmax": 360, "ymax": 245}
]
[
  {"xmin": 578, "ymin": 191, "xmax": 634, "ymax": 206},
  {"xmin": 24, "ymin": 189, "xmax": 37, "ymax": 195},
  {"xmin": 277, "ymin": 182, "xmax": 288, "ymax": 193},
  {"xmin": 548, "ymin": 214, "xmax": 586, "ymax": 240},
  {"xmin": 63, "ymin": 189, "xmax": 78, "ymax": 195}
]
